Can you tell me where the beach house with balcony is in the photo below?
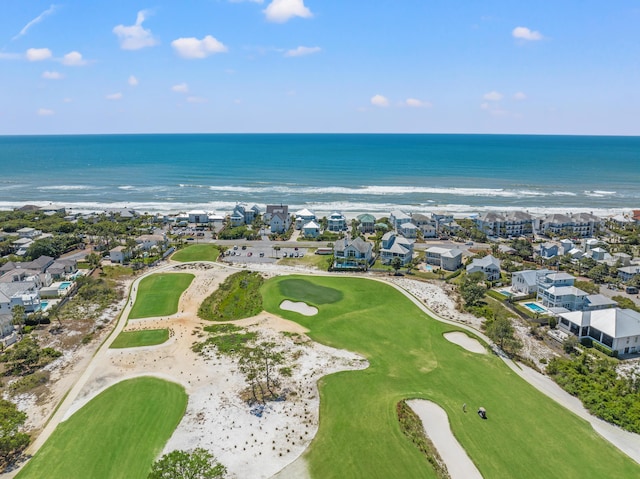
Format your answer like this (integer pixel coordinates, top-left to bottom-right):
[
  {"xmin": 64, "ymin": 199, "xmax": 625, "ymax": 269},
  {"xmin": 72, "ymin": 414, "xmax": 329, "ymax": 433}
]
[
  {"xmin": 301, "ymin": 220, "xmax": 321, "ymax": 239},
  {"xmin": 425, "ymin": 247, "xmax": 463, "ymax": 271},
  {"xmin": 380, "ymin": 232, "xmax": 413, "ymax": 265},
  {"xmin": 558, "ymin": 308, "xmax": 640, "ymax": 355},
  {"xmin": 327, "ymin": 212, "xmax": 347, "ymax": 232},
  {"xmin": 466, "ymin": 255, "xmax": 501, "ymax": 281},
  {"xmin": 356, "ymin": 214, "xmax": 376, "ymax": 233},
  {"xmin": 294, "ymin": 208, "xmax": 317, "ymax": 229},
  {"xmin": 389, "ymin": 210, "xmax": 412, "ymax": 231},
  {"xmin": 333, "ymin": 237, "xmax": 374, "ymax": 270},
  {"xmin": 511, "ymin": 269, "xmax": 553, "ymax": 295}
]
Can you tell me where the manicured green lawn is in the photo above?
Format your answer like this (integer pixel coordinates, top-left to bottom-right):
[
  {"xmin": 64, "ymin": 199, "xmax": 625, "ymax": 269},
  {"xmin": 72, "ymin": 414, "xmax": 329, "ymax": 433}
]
[
  {"xmin": 110, "ymin": 329, "xmax": 170, "ymax": 349},
  {"xmin": 129, "ymin": 273, "xmax": 194, "ymax": 319},
  {"xmin": 171, "ymin": 244, "xmax": 220, "ymax": 262},
  {"xmin": 262, "ymin": 276, "xmax": 640, "ymax": 479},
  {"xmin": 17, "ymin": 377, "xmax": 187, "ymax": 479}
]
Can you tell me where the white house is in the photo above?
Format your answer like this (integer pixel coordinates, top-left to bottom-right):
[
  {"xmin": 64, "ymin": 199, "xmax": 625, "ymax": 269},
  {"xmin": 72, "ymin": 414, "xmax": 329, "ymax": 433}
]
[
  {"xmin": 327, "ymin": 212, "xmax": 347, "ymax": 232},
  {"xmin": 188, "ymin": 210, "xmax": 209, "ymax": 224},
  {"xmin": 295, "ymin": 208, "xmax": 317, "ymax": 229},
  {"xmin": 511, "ymin": 269, "xmax": 553, "ymax": 295},
  {"xmin": 301, "ymin": 220, "xmax": 321, "ymax": 239},
  {"xmin": 270, "ymin": 212, "xmax": 291, "ymax": 234},
  {"xmin": 17, "ymin": 227, "xmax": 42, "ymax": 239},
  {"xmin": 0, "ymin": 282, "xmax": 41, "ymax": 314},
  {"xmin": 425, "ymin": 247, "xmax": 462, "ymax": 271},
  {"xmin": 390, "ymin": 210, "xmax": 412, "ymax": 231},
  {"xmin": 399, "ymin": 222, "xmax": 418, "ymax": 239},
  {"xmin": 618, "ymin": 266, "xmax": 640, "ymax": 283},
  {"xmin": 135, "ymin": 234, "xmax": 168, "ymax": 251},
  {"xmin": 466, "ymin": 255, "xmax": 501, "ymax": 281},
  {"xmin": 380, "ymin": 232, "xmax": 413, "ymax": 265},
  {"xmin": 558, "ymin": 308, "xmax": 640, "ymax": 355}
]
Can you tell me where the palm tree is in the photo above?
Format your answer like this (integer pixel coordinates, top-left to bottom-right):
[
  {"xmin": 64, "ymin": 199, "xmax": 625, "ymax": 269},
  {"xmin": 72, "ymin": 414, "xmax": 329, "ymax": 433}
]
[{"xmin": 12, "ymin": 305, "xmax": 26, "ymax": 338}]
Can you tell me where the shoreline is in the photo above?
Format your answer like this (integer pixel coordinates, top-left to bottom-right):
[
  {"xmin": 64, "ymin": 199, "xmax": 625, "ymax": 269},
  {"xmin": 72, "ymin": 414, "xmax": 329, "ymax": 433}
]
[{"xmin": 0, "ymin": 200, "xmax": 635, "ymax": 220}]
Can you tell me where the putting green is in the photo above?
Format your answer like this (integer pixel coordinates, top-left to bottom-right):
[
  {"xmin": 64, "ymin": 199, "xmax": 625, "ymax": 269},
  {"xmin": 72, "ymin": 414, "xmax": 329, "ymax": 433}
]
[
  {"xmin": 16, "ymin": 377, "xmax": 187, "ymax": 479},
  {"xmin": 110, "ymin": 329, "xmax": 170, "ymax": 349},
  {"xmin": 262, "ymin": 275, "xmax": 640, "ymax": 479},
  {"xmin": 277, "ymin": 278, "xmax": 343, "ymax": 305},
  {"xmin": 129, "ymin": 273, "xmax": 194, "ymax": 319}
]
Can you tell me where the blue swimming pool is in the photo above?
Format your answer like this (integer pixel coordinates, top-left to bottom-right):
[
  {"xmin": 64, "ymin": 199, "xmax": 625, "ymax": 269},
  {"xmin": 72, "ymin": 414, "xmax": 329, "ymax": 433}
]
[
  {"xmin": 58, "ymin": 281, "xmax": 72, "ymax": 290},
  {"xmin": 499, "ymin": 290, "xmax": 513, "ymax": 297},
  {"xmin": 39, "ymin": 300, "xmax": 49, "ymax": 311},
  {"xmin": 524, "ymin": 302, "xmax": 546, "ymax": 313}
]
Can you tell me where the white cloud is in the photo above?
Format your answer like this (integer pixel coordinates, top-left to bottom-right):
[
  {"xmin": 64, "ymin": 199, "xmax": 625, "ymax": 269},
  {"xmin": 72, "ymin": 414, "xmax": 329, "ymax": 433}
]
[
  {"xmin": 62, "ymin": 51, "xmax": 86, "ymax": 66},
  {"xmin": 26, "ymin": 48, "xmax": 52, "ymax": 61},
  {"xmin": 284, "ymin": 46, "xmax": 321, "ymax": 57},
  {"xmin": 13, "ymin": 5, "xmax": 58, "ymax": 41},
  {"xmin": 483, "ymin": 91, "xmax": 503, "ymax": 101},
  {"xmin": 113, "ymin": 10, "xmax": 159, "ymax": 50},
  {"xmin": 480, "ymin": 102, "xmax": 490, "ymax": 110},
  {"xmin": 513, "ymin": 92, "xmax": 527, "ymax": 101},
  {"xmin": 405, "ymin": 98, "xmax": 432, "ymax": 108},
  {"xmin": 512, "ymin": 26, "xmax": 543, "ymax": 41},
  {"xmin": 106, "ymin": 92, "xmax": 123, "ymax": 100},
  {"xmin": 186, "ymin": 96, "xmax": 208, "ymax": 103},
  {"xmin": 263, "ymin": 0, "xmax": 313, "ymax": 23},
  {"xmin": 63, "ymin": 97, "xmax": 72, "ymax": 103},
  {"xmin": 370, "ymin": 94, "xmax": 389, "ymax": 107},
  {"xmin": 42, "ymin": 70, "xmax": 63, "ymax": 80},
  {"xmin": 171, "ymin": 35, "xmax": 228, "ymax": 59},
  {"xmin": 128, "ymin": 75, "xmax": 139, "ymax": 86},
  {"xmin": 37, "ymin": 108, "xmax": 54, "ymax": 116},
  {"xmin": 172, "ymin": 83, "xmax": 189, "ymax": 93}
]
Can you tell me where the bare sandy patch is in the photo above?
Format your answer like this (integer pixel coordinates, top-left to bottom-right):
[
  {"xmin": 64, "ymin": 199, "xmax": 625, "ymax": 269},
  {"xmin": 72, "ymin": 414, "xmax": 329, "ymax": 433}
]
[
  {"xmin": 406, "ymin": 400, "xmax": 483, "ymax": 479},
  {"xmin": 443, "ymin": 332, "xmax": 486, "ymax": 354},
  {"xmin": 280, "ymin": 300, "xmax": 318, "ymax": 316}
]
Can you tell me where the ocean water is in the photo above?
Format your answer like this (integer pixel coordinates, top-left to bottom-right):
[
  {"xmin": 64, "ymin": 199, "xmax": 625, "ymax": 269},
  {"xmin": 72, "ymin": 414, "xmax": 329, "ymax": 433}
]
[{"xmin": 0, "ymin": 134, "xmax": 638, "ymax": 216}]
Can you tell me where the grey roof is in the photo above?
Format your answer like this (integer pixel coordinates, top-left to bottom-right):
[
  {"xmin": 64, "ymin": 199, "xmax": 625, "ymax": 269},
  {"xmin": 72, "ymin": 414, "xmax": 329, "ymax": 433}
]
[
  {"xmin": 469, "ymin": 255, "xmax": 501, "ymax": 269},
  {"xmin": 562, "ymin": 308, "xmax": 640, "ymax": 339},
  {"xmin": 585, "ymin": 294, "xmax": 618, "ymax": 307},
  {"xmin": 546, "ymin": 286, "xmax": 586, "ymax": 296}
]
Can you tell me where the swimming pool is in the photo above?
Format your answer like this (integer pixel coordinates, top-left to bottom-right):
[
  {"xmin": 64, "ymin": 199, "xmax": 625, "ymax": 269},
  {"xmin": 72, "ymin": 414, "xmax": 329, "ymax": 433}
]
[
  {"xmin": 58, "ymin": 281, "xmax": 72, "ymax": 290},
  {"xmin": 524, "ymin": 302, "xmax": 546, "ymax": 313},
  {"xmin": 499, "ymin": 290, "xmax": 513, "ymax": 297},
  {"xmin": 40, "ymin": 300, "xmax": 49, "ymax": 311}
]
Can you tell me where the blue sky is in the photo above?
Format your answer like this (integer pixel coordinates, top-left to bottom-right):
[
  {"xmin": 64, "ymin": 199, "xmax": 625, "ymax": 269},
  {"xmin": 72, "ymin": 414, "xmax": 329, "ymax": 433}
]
[{"xmin": 1, "ymin": 0, "xmax": 639, "ymax": 135}]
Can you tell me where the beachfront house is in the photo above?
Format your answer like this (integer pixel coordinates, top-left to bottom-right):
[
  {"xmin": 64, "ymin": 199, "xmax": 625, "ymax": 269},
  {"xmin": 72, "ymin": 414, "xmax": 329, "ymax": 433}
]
[
  {"xmin": 389, "ymin": 210, "xmax": 412, "ymax": 231},
  {"xmin": 327, "ymin": 212, "xmax": 347, "ymax": 232},
  {"xmin": 432, "ymin": 212, "xmax": 454, "ymax": 234},
  {"xmin": 466, "ymin": 255, "xmax": 501, "ymax": 281},
  {"xmin": 265, "ymin": 205, "xmax": 291, "ymax": 234},
  {"xmin": 558, "ymin": 308, "xmax": 640, "ymax": 356},
  {"xmin": 411, "ymin": 213, "xmax": 437, "ymax": 238},
  {"xmin": 301, "ymin": 220, "xmax": 321, "ymax": 239},
  {"xmin": 475, "ymin": 211, "xmax": 534, "ymax": 238},
  {"xmin": 188, "ymin": 210, "xmax": 209, "ymax": 224},
  {"xmin": 380, "ymin": 232, "xmax": 413, "ymax": 265},
  {"xmin": 538, "ymin": 212, "xmax": 602, "ymax": 238},
  {"xmin": 425, "ymin": 247, "xmax": 463, "ymax": 271},
  {"xmin": 333, "ymin": 237, "xmax": 374, "ymax": 270},
  {"xmin": 356, "ymin": 214, "xmax": 376, "ymax": 233},
  {"xmin": 294, "ymin": 209, "xmax": 317, "ymax": 230}
]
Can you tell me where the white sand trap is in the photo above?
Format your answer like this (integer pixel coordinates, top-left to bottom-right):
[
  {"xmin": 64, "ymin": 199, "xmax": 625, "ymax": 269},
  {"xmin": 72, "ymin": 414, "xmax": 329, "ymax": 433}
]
[
  {"xmin": 444, "ymin": 331, "xmax": 486, "ymax": 354},
  {"xmin": 280, "ymin": 300, "xmax": 318, "ymax": 316},
  {"xmin": 407, "ymin": 400, "xmax": 483, "ymax": 479}
]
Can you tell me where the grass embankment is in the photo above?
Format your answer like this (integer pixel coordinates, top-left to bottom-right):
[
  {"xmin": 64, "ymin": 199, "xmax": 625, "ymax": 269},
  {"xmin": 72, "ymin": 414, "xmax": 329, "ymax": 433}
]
[
  {"xmin": 198, "ymin": 271, "xmax": 263, "ymax": 321},
  {"xmin": 16, "ymin": 377, "xmax": 187, "ymax": 479},
  {"xmin": 129, "ymin": 273, "xmax": 194, "ymax": 319},
  {"xmin": 171, "ymin": 244, "xmax": 220, "ymax": 262},
  {"xmin": 261, "ymin": 275, "xmax": 640, "ymax": 479},
  {"xmin": 110, "ymin": 329, "xmax": 170, "ymax": 349}
]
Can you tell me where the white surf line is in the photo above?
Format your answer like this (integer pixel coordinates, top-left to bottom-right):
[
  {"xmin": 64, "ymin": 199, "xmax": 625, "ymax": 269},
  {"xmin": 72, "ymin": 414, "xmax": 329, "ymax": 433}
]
[{"xmin": 406, "ymin": 400, "xmax": 483, "ymax": 479}]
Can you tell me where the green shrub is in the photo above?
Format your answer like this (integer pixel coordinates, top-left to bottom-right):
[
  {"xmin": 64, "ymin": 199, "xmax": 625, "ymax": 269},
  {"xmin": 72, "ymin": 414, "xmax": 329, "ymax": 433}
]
[{"xmin": 198, "ymin": 271, "xmax": 264, "ymax": 321}]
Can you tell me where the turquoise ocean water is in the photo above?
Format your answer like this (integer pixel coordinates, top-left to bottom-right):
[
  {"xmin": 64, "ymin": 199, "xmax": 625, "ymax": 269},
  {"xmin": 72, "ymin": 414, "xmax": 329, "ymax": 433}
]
[{"xmin": 0, "ymin": 134, "xmax": 638, "ymax": 215}]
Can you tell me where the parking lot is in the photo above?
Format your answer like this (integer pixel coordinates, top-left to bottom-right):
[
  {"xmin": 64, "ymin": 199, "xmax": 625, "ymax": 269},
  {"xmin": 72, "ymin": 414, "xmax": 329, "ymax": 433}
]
[{"xmin": 222, "ymin": 244, "xmax": 308, "ymax": 264}]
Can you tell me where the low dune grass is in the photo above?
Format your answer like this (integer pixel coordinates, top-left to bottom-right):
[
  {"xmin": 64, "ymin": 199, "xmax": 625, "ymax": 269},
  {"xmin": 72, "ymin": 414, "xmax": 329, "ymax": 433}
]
[
  {"xmin": 171, "ymin": 244, "xmax": 220, "ymax": 262},
  {"xmin": 110, "ymin": 329, "xmax": 170, "ymax": 349},
  {"xmin": 129, "ymin": 273, "xmax": 194, "ymax": 319},
  {"xmin": 16, "ymin": 377, "xmax": 187, "ymax": 479},
  {"xmin": 261, "ymin": 275, "xmax": 640, "ymax": 479}
]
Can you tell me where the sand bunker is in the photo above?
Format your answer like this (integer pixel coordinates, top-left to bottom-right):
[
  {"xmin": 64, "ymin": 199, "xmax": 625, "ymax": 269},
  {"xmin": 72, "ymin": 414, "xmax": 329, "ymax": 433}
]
[
  {"xmin": 407, "ymin": 400, "xmax": 483, "ymax": 479},
  {"xmin": 280, "ymin": 300, "xmax": 318, "ymax": 316},
  {"xmin": 443, "ymin": 332, "xmax": 486, "ymax": 354}
]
